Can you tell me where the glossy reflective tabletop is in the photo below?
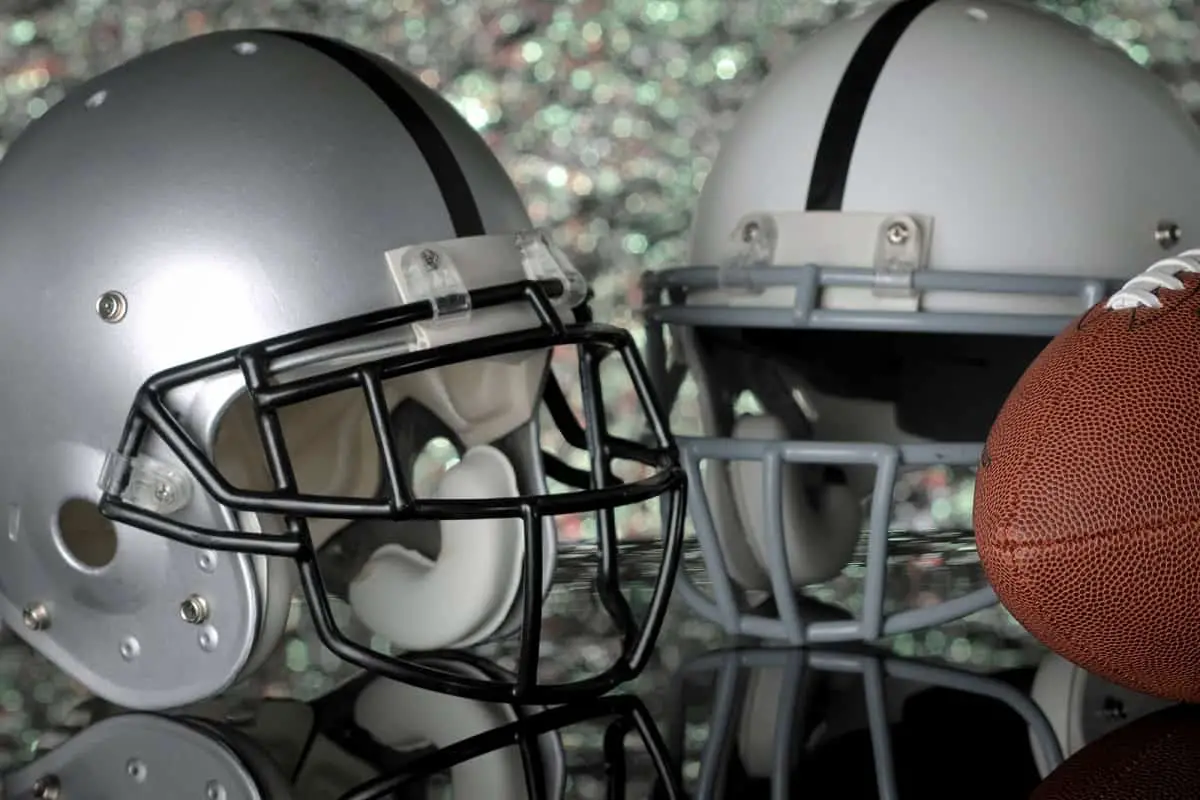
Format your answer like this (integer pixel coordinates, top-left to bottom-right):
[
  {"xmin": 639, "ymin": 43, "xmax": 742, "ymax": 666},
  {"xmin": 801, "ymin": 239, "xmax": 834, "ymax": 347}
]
[{"xmin": 0, "ymin": 539, "xmax": 1191, "ymax": 799}]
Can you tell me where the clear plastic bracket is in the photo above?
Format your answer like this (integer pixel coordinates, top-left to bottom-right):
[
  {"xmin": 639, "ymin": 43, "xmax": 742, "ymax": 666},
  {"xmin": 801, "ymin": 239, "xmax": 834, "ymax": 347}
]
[
  {"xmin": 719, "ymin": 214, "xmax": 778, "ymax": 292},
  {"xmin": 517, "ymin": 230, "xmax": 588, "ymax": 308},
  {"xmin": 99, "ymin": 451, "xmax": 194, "ymax": 515},
  {"xmin": 386, "ymin": 244, "xmax": 474, "ymax": 338}
]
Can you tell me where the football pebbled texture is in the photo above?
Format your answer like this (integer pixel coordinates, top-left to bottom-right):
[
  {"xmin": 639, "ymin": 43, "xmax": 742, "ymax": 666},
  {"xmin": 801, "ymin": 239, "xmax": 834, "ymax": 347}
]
[
  {"xmin": 1031, "ymin": 703, "xmax": 1200, "ymax": 800},
  {"xmin": 975, "ymin": 256, "xmax": 1200, "ymax": 703}
]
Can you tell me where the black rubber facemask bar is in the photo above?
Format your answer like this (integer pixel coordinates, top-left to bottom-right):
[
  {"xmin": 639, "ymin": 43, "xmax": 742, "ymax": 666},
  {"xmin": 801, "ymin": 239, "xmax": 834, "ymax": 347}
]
[
  {"xmin": 301, "ymin": 651, "xmax": 551, "ymax": 784},
  {"xmin": 98, "ymin": 277, "xmax": 687, "ymax": 704},
  {"xmin": 338, "ymin": 693, "xmax": 686, "ymax": 800}
]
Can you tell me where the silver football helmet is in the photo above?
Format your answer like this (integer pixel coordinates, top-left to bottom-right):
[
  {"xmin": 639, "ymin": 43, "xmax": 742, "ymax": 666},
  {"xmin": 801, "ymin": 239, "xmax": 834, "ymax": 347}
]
[
  {"xmin": 0, "ymin": 30, "xmax": 684, "ymax": 709},
  {"xmin": 640, "ymin": 0, "xmax": 1200, "ymax": 643},
  {"xmin": 4, "ymin": 712, "xmax": 285, "ymax": 800},
  {"xmin": 2, "ymin": 656, "xmax": 565, "ymax": 799},
  {"xmin": 3, "ymin": 654, "xmax": 680, "ymax": 799}
]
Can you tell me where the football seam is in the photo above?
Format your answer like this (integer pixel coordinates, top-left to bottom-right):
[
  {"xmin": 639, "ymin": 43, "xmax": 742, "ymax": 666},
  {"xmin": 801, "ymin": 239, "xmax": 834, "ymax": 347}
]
[
  {"xmin": 988, "ymin": 331, "xmax": 1093, "ymax": 673},
  {"xmin": 993, "ymin": 301, "xmax": 1200, "ymax": 550},
  {"xmin": 981, "ymin": 514, "xmax": 1200, "ymax": 552},
  {"xmin": 994, "ymin": 515, "xmax": 1200, "ymax": 705}
]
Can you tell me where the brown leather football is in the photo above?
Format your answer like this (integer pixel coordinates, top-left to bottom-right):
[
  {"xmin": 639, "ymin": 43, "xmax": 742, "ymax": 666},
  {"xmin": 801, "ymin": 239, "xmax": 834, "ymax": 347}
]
[
  {"xmin": 974, "ymin": 253, "xmax": 1200, "ymax": 703},
  {"xmin": 1031, "ymin": 703, "xmax": 1200, "ymax": 800}
]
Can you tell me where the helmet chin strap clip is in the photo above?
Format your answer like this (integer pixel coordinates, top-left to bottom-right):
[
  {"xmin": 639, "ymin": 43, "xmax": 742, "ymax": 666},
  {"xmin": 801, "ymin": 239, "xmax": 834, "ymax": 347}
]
[{"xmin": 871, "ymin": 213, "xmax": 930, "ymax": 307}]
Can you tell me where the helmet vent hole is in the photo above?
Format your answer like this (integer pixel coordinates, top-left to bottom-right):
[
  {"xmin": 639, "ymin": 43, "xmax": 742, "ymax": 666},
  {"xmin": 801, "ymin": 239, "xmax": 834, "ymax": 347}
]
[
  {"xmin": 56, "ymin": 498, "xmax": 118, "ymax": 569},
  {"xmin": 965, "ymin": 7, "xmax": 988, "ymax": 22}
]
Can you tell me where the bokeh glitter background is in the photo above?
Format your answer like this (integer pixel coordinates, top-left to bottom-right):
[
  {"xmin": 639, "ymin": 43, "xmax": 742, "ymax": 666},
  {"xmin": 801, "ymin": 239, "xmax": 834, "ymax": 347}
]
[{"xmin": 0, "ymin": 0, "xmax": 1199, "ymax": 791}]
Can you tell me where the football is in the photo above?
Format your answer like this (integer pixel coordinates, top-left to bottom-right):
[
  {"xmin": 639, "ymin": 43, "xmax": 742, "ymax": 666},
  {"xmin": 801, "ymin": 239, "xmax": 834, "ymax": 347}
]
[
  {"xmin": 1031, "ymin": 703, "xmax": 1200, "ymax": 800},
  {"xmin": 974, "ymin": 250, "xmax": 1200, "ymax": 702}
]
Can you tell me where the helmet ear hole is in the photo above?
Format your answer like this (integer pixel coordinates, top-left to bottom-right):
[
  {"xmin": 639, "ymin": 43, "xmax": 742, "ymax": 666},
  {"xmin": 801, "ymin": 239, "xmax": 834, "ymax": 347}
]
[{"xmin": 56, "ymin": 498, "xmax": 118, "ymax": 570}]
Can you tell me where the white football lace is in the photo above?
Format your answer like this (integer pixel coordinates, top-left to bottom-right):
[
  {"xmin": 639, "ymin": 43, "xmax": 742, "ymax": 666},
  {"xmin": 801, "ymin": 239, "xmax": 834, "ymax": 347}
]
[{"xmin": 1106, "ymin": 247, "xmax": 1200, "ymax": 310}]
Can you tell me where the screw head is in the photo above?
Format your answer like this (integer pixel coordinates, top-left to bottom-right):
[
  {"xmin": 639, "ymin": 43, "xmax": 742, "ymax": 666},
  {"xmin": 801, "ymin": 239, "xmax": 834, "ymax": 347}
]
[
  {"xmin": 95, "ymin": 290, "xmax": 127, "ymax": 323},
  {"xmin": 1100, "ymin": 695, "xmax": 1128, "ymax": 722},
  {"xmin": 886, "ymin": 221, "xmax": 911, "ymax": 245},
  {"xmin": 126, "ymin": 758, "xmax": 147, "ymax": 782},
  {"xmin": 23, "ymin": 602, "xmax": 50, "ymax": 631},
  {"xmin": 198, "ymin": 627, "xmax": 218, "ymax": 652},
  {"xmin": 196, "ymin": 550, "xmax": 217, "ymax": 573},
  {"xmin": 1155, "ymin": 220, "xmax": 1182, "ymax": 249},
  {"xmin": 179, "ymin": 595, "xmax": 209, "ymax": 625},
  {"xmin": 740, "ymin": 220, "xmax": 761, "ymax": 243},
  {"xmin": 420, "ymin": 248, "xmax": 442, "ymax": 270},
  {"xmin": 32, "ymin": 775, "xmax": 61, "ymax": 799},
  {"xmin": 119, "ymin": 636, "xmax": 140, "ymax": 661}
]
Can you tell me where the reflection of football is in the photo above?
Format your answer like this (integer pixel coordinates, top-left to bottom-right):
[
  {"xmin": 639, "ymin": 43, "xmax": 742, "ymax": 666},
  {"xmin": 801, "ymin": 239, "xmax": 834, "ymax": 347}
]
[
  {"xmin": 1031, "ymin": 703, "xmax": 1200, "ymax": 800},
  {"xmin": 974, "ymin": 253, "xmax": 1200, "ymax": 703}
]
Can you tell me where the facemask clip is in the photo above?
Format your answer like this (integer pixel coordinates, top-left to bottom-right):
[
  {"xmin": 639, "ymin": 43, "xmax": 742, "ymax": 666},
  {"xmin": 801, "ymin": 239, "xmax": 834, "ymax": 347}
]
[
  {"xmin": 517, "ymin": 230, "xmax": 588, "ymax": 309},
  {"xmin": 386, "ymin": 243, "xmax": 473, "ymax": 350},
  {"xmin": 718, "ymin": 214, "xmax": 778, "ymax": 293},
  {"xmin": 99, "ymin": 451, "xmax": 193, "ymax": 515},
  {"xmin": 871, "ymin": 213, "xmax": 930, "ymax": 306}
]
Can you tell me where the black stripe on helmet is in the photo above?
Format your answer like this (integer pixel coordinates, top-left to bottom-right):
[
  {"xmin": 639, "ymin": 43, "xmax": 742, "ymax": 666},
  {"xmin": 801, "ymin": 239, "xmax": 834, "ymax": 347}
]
[
  {"xmin": 805, "ymin": 0, "xmax": 940, "ymax": 211},
  {"xmin": 267, "ymin": 30, "xmax": 487, "ymax": 238}
]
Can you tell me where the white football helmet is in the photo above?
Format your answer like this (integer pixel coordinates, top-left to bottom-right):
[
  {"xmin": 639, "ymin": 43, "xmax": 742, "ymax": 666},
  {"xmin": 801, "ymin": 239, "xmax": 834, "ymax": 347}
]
[
  {"xmin": 640, "ymin": 0, "xmax": 1200, "ymax": 643},
  {"xmin": 668, "ymin": 646, "xmax": 1065, "ymax": 798},
  {"xmin": 1029, "ymin": 652, "xmax": 1176, "ymax": 778}
]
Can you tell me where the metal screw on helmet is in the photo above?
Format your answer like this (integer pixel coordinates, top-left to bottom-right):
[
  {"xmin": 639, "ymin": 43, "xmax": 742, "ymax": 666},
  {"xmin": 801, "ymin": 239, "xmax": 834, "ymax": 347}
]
[
  {"xmin": 126, "ymin": 758, "xmax": 147, "ymax": 782},
  {"xmin": 1100, "ymin": 695, "xmax": 1128, "ymax": 722},
  {"xmin": 740, "ymin": 221, "xmax": 761, "ymax": 242},
  {"xmin": 95, "ymin": 290, "xmax": 127, "ymax": 323},
  {"xmin": 32, "ymin": 775, "xmax": 61, "ymax": 799},
  {"xmin": 420, "ymin": 248, "xmax": 441, "ymax": 270},
  {"xmin": 153, "ymin": 483, "xmax": 175, "ymax": 505},
  {"xmin": 886, "ymin": 221, "xmax": 911, "ymax": 245},
  {"xmin": 1155, "ymin": 220, "xmax": 1182, "ymax": 249},
  {"xmin": 23, "ymin": 602, "xmax": 50, "ymax": 631},
  {"xmin": 179, "ymin": 595, "xmax": 210, "ymax": 625}
]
